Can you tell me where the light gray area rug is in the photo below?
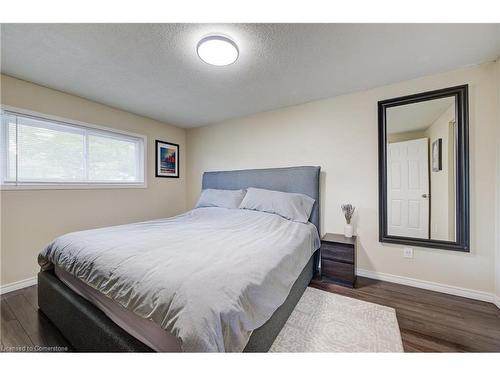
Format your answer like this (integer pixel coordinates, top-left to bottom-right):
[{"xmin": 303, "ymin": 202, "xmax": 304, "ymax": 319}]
[{"xmin": 270, "ymin": 287, "xmax": 404, "ymax": 352}]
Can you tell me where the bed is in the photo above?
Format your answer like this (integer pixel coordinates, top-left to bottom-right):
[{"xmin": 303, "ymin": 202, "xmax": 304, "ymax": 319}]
[{"xmin": 37, "ymin": 166, "xmax": 321, "ymax": 352}]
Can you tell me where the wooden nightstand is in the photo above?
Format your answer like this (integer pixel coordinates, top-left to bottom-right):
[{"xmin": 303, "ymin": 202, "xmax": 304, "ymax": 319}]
[{"xmin": 320, "ymin": 233, "xmax": 356, "ymax": 288}]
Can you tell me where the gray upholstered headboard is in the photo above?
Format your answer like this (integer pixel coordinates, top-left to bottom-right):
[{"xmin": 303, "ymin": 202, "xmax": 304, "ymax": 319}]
[{"xmin": 202, "ymin": 166, "xmax": 321, "ymax": 233}]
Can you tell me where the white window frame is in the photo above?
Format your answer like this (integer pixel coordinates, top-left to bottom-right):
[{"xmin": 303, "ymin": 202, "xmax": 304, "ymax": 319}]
[{"xmin": 0, "ymin": 105, "xmax": 147, "ymax": 190}]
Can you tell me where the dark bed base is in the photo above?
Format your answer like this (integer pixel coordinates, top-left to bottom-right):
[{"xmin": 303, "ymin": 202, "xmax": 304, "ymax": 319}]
[{"xmin": 38, "ymin": 250, "xmax": 317, "ymax": 352}]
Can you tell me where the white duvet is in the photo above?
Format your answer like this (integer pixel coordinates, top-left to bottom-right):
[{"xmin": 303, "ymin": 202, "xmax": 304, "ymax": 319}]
[{"xmin": 38, "ymin": 207, "xmax": 320, "ymax": 352}]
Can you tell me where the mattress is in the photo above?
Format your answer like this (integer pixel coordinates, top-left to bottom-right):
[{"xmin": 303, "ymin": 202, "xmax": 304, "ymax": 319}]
[
  {"xmin": 54, "ymin": 266, "xmax": 181, "ymax": 352},
  {"xmin": 39, "ymin": 207, "xmax": 320, "ymax": 352}
]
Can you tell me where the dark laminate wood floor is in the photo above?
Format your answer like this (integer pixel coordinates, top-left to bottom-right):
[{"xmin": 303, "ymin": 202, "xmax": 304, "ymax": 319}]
[
  {"xmin": 1, "ymin": 277, "xmax": 499, "ymax": 352},
  {"xmin": 1, "ymin": 285, "xmax": 72, "ymax": 352},
  {"xmin": 310, "ymin": 278, "xmax": 500, "ymax": 352}
]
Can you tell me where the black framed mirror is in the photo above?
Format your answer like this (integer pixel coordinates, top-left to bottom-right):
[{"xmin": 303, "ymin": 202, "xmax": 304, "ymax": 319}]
[{"xmin": 378, "ymin": 85, "xmax": 469, "ymax": 252}]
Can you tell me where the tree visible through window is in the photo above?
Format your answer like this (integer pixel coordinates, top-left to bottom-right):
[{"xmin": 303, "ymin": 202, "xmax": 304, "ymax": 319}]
[{"xmin": 1, "ymin": 111, "xmax": 145, "ymax": 186}]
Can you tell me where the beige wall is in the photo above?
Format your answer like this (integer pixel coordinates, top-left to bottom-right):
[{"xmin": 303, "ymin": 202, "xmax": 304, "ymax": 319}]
[
  {"xmin": 496, "ymin": 59, "xmax": 500, "ymax": 301},
  {"xmin": 426, "ymin": 104, "xmax": 455, "ymax": 241},
  {"xmin": 0, "ymin": 75, "xmax": 187, "ymax": 286},
  {"xmin": 187, "ymin": 63, "xmax": 498, "ymax": 294}
]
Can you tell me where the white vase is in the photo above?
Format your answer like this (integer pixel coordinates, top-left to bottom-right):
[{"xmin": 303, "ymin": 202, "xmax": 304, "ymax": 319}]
[{"xmin": 344, "ymin": 224, "xmax": 353, "ymax": 238}]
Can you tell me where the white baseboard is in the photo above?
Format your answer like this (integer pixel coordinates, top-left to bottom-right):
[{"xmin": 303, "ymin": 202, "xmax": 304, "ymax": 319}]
[
  {"xmin": 495, "ymin": 296, "xmax": 500, "ymax": 309},
  {"xmin": 356, "ymin": 268, "xmax": 497, "ymax": 304},
  {"xmin": 0, "ymin": 276, "xmax": 37, "ymax": 295}
]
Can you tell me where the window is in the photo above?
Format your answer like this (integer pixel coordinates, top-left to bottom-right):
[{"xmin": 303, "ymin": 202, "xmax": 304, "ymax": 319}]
[{"xmin": 1, "ymin": 110, "xmax": 145, "ymax": 188}]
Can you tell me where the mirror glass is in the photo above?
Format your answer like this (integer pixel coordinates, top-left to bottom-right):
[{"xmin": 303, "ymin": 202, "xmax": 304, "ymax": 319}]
[{"xmin": 385, "ymin": 96, "xmax": 456, "ymax": 242}]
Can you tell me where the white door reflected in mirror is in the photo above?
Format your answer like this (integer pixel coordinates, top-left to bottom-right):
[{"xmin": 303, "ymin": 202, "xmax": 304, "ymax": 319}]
[{"xmin": 387, "ymin": 138, "xmax": 429, "ymax": 239}]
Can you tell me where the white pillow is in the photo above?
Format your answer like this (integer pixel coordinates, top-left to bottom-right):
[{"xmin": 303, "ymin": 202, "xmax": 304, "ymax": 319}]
[
  {"xmin": 239, "ymin": 187, "xmax": 315, "ymax": 223},
  {"xmin": 196, "ymin": 189, "xmax": 246, "ymax": 209}
]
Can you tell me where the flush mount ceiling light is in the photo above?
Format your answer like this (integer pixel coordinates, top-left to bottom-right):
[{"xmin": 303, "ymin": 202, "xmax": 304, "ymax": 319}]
[{"xmin": 197, "ymin": 35, "xmax": 239, "ymax": 66}]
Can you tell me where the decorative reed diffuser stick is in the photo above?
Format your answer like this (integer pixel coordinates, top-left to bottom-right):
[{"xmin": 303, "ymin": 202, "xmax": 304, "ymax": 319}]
[{"xmin": 341, "ymin": 204, "xmax": 355, "ymax": 237}]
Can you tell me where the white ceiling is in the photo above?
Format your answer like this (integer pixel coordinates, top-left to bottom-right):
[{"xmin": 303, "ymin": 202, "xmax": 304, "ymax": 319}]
[
  {"xmin": 1, "ymin": 24, "xmax": 499, "ymax": 128},
  {"xmin": 387, "ymin": 97, "xmax": 455, "ymax": 134}
]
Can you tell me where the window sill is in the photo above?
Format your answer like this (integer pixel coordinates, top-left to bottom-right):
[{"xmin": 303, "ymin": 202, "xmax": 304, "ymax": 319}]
[{"xmin": 0, "ymin": 183, "xmax": 147, "ymax": 191}]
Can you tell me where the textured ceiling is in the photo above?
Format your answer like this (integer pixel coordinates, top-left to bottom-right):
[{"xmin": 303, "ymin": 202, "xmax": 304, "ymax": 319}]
[{"xmin": 1, "ymin": 24, "xmax": 499, "ymax": 128}]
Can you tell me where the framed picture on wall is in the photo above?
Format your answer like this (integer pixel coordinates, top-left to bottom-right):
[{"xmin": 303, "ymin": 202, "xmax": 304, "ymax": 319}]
[
  {"xmin": 432, "ymin": 138, "xmax": 442, "ymax": 172},
  {"xmin": 155, "ymin": 140, "xmax": 179, "ymax": 178}
]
